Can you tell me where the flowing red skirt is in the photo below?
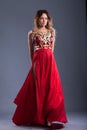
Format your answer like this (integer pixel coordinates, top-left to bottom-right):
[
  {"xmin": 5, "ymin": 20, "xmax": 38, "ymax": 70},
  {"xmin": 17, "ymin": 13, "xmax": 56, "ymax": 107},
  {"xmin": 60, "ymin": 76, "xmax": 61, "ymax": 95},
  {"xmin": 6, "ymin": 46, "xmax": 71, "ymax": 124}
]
[{"xmin": 12, "ymin": 49, "xmax": 67, "ymax": 125}]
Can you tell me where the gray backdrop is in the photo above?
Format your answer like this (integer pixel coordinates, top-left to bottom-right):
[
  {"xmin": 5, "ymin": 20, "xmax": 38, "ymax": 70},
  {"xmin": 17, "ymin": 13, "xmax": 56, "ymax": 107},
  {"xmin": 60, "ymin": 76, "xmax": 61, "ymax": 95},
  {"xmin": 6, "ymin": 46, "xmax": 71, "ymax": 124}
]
[{"xmin": 0, "ymin": 0, "xmax": 87, "ymax": 117}]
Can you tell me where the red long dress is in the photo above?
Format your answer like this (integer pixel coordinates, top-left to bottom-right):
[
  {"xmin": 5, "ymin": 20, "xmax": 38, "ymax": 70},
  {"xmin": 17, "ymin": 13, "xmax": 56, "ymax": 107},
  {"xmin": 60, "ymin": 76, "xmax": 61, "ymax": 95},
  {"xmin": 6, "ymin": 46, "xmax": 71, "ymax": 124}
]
[{"xmin": 12, "ymin": 30, "xmax": 67, "ymax": 125}]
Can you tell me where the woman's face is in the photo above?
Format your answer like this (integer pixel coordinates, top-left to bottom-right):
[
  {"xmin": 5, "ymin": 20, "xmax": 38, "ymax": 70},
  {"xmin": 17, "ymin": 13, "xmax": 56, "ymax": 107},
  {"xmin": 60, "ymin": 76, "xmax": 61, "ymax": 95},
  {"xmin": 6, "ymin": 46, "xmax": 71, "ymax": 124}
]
[{"xmin": 39, "ymin": 13, "xmax": 48, "ymax": 27}]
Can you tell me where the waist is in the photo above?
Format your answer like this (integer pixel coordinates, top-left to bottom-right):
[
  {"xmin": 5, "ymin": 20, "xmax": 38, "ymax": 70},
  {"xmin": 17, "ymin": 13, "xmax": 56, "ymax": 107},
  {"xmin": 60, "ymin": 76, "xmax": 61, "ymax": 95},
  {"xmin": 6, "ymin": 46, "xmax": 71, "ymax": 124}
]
[{"xmin": 34, "ymin": 45, "xmax": 52, "ymax": 52}]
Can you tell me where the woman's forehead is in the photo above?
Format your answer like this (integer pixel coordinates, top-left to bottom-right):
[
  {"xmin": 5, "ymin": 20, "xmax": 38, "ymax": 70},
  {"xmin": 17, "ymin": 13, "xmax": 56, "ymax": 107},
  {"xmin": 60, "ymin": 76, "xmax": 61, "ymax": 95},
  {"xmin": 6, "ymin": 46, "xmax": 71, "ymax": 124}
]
[{"xmin": 40, "ymin": 13, "xmax": 48, "ymax": 18}]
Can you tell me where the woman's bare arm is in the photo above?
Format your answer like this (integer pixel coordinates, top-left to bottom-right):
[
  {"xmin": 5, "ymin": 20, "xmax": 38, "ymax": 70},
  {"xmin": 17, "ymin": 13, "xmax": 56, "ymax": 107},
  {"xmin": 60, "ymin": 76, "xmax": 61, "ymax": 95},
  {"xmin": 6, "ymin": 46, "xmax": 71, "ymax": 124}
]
[
  {"xmin": 52, "ymin": 29, "xmax": 56, "ymax": 53},
  {"xmin": 28, "ymin": 31, "xmax": 34, "ymax": 61}
]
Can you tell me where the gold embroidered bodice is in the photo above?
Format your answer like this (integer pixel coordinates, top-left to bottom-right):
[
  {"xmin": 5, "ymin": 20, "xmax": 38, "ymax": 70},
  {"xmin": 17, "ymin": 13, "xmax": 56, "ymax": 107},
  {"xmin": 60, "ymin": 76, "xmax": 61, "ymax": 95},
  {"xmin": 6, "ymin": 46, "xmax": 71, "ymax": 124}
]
[{"xmin": 31, "ymin": 30, "xmax": 55, "ymax": 51}]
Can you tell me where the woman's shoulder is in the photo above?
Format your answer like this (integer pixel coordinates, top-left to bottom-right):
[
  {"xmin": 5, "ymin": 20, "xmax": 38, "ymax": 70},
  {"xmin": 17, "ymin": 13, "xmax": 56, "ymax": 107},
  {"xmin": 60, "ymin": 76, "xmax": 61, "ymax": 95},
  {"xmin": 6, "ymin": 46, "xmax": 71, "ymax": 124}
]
[
  {"xmin": 28, "ymin": 29, "xmax": 38, "ymax": 35},
  {"xmin": 28, "ymin": 30, "xmax": 33, "ymax": 36},
  {"xmin": 28, "ymin": 30, "xmax": 36, "ymax": 39},
  {"xmin": 50, "ymin": 28, "xmax": 56, "ymax": 36}
]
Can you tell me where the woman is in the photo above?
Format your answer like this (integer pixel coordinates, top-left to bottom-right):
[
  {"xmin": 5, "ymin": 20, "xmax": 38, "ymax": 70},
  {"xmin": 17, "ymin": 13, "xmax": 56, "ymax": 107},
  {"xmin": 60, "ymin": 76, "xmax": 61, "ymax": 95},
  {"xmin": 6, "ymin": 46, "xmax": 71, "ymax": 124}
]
[{"xmin": 12, "ymin": 9, "xmax": 68, "ymax": 127}]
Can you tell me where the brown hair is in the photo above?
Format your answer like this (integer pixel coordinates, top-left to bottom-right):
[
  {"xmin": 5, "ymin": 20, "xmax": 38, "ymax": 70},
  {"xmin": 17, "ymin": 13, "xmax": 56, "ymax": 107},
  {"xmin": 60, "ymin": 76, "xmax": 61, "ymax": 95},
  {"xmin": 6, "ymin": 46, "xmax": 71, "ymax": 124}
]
[{"xmin": 34, "ymin": 9, "xmax": 53, "ymax": 30}]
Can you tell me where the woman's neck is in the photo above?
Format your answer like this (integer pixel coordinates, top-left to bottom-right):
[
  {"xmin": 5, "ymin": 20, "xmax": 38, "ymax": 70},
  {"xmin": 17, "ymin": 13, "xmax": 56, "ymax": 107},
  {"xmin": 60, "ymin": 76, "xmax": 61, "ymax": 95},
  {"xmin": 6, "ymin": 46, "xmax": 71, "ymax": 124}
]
[
  {"xmin": 38, "ymin": 27, "xmax": 49, "ymax": 33},
  {"xmin": 39, "ymin": 27, "xmax": 47, "ymax": 31}
]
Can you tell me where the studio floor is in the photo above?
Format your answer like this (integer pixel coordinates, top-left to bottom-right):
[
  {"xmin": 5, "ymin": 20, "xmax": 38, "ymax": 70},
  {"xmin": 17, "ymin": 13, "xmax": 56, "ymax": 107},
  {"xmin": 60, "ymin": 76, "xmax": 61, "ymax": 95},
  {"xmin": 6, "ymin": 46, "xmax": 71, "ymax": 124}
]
[{"xmin": 0, "ymin": 113, "xmax": 87, "ymax": 130}]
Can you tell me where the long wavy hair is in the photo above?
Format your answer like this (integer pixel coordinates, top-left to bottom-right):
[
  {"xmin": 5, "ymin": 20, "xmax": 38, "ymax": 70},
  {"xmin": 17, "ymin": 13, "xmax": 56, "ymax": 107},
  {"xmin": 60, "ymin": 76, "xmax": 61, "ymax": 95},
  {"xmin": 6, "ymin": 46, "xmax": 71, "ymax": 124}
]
[{"xmin": 33, "ymin": 9, "xmax": 54, "ymax": 31}]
